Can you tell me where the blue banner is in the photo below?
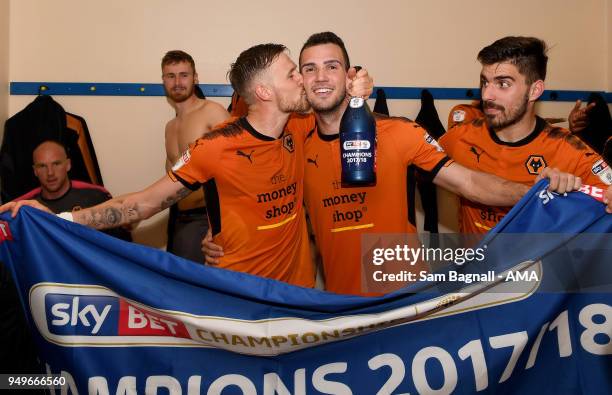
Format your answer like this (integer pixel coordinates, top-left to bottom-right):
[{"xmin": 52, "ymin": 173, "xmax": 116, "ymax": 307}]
[{"xmin": 0, "ymin": 181, "xmax": 611, "ymax": 394}]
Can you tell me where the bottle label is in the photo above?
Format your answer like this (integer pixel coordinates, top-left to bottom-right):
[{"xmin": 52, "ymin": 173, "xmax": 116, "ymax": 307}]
[
  {"xmin": 342, "ymin": 150, "xmax": 372, "ymax": 163},
  {"xmin": 343, "ymin": 140, "xmax": 371, "ymax": 150},
  {"xmin": 349, "ymin": 97, "xmax": 365, "ymax": 108},
  {"xmin": 340, "ymin": 133, "xmax": 376, "ymax": 185}
]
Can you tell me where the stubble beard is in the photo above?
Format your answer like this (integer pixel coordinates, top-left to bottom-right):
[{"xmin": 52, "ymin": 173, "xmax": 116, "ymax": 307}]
[
  {"xmin": 484, "ymin": 92, "xmax": 529, "ymax": 130},
  {"xmin": 280, "ymin": 93, "xmax": 311, "ymax": 113},
  {"xmin": 165, "ymin": 84, "xmax": 194, "ymax": 103}
]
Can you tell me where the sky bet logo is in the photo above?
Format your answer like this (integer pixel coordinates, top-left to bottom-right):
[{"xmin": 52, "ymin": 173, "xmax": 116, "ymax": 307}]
[
  {"xmin": 31, "ymin": 284, "xmax": 192, "ymax": 346},
  {"xmin": 46, "ymin": 293, "xmax": 190, "ymax": 337},
  {"xmin": 47, "ymin": 294, "xmax": 117, "ymax": 335}
]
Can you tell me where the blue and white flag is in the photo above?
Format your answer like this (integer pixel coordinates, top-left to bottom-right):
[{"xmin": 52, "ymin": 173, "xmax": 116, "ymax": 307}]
[{"xmin": 0, "ymin": 181, "xmax": 610, "ymax": 394}]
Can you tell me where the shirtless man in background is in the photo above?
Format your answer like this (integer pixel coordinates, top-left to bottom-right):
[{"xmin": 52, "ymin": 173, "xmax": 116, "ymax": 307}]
[{"xmin": 161, "ymin": 50, "xmax": 230, "ymax": 262}]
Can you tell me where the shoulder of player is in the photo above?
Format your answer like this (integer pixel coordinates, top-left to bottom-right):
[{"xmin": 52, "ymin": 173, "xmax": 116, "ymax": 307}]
[
  {"xmin": 200, "ymin": 118, "xmax": 245, "ymax": 141},
  {"xmin": 535, "ymin": 124, "xmax": 598, "ymax": 156},
  {"xmin": 540, "ymin": 123, "xmax": 591, "ymax": 152},
  {"xmin": 179, "ymin": 99, "xmax": 226, "ymax": 121},
  {"xmin": 195, "ymin": 100, "xmax": 231, "ymax": 128},
  {"xmin": 188, "ymin": 99, "xmax": 226, "ymax": 117},
  {"xmin": 443, "ymin": 118, "xmax": 486, "ymax": 139},
  {"xmin": 372, "ymin": 113, "xmax": 444, "ymax": 147},
  {"xmin": 373, "ymin": 113, "xmax": 419, "ymax": 132},
  {"xmin": 450, "ymin": 103, "xmax": 482, "ymax": 116},
  {"xmin": 372, "ymin": 114, "xmax": 435, "ymax": 152}
]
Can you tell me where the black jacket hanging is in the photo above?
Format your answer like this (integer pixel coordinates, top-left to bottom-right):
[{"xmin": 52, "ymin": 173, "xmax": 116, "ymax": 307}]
[
  {"xmin": 66, "ymin": 112, "xmax": 104, "ymax": 186},
  {"xmin": 1, "ymin": 95, "xmax": 92, "ymax": 202},
  {"xmin": 373, "ymin": 88, "xmax": 390, "ymax": 116},
  {"xmin": 415, "ymin": 89, "xmax": 446, "ymax": 140},
  {"xmin": 573, "ymin": 93, "xmax": 612, "ymax": 159},
  {"xmin": 411, "ymin": 89, "xmax": 447, "ymax": 233}
]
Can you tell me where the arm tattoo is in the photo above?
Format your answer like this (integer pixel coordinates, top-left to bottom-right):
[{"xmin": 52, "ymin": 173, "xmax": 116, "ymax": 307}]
[
  {"xmin": 160, "ymin": 187, "xmax": 191, "ymax": 211},
  {"xmin": 104, "ymin": 207, "xmax": 122, "ymax": 226},
  {"xmin": 124, "ymin": 205, "xmax": 139, "ymax": 222},
  {"xmin": 82, "ymin": 207, "xmax": 121, "ymax": 228},
  {"xmin": 79, "ymin": 202, "xmax": 141, "ymax": 229}
]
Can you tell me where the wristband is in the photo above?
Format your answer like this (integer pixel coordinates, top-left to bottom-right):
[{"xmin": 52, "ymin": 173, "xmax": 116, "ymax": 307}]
[{"xmin": 57, "ymin": 212, "xmax": 74, "ymax": 222}]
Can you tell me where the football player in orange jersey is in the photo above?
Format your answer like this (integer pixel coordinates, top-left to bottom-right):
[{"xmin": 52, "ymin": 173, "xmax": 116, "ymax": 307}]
[{"xmin": 440, "ymin": 36, "xmax": 612, "ymax": 234}]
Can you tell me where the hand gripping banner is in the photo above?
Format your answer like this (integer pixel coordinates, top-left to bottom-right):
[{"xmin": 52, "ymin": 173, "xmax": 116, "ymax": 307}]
[{"xmin": 0, "ymin": 181, "xmax": 611, "ymax": 395}]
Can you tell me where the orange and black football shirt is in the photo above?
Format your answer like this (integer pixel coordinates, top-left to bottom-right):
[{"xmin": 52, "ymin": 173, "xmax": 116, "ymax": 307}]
[
  {"xmin": 447, "ymin": 101, "xmax": 484, "ymax": 130},
  {"xmin": 304, "ymin": 115, "xmax": 452, "ymax": 295},
  {"xmin": 169, "ymin": 115, "xmax": 315, "ymax": 287},
  {"xmin": 439, "ymin": 116, "xmax": 612, "ymax": 234}
]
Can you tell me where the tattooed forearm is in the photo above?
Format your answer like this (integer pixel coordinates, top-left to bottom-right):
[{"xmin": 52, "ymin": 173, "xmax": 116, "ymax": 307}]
[
  {"xmin": 160, "ymin": 187, "xmax": 191, "ymax": 211},
  {"xmin": 75, "ymin": 201, "xmax": 143, "ymax": 229},
  {"xmin": 69, "ymin": 180, "xmax": 186, "ymax": 229}
]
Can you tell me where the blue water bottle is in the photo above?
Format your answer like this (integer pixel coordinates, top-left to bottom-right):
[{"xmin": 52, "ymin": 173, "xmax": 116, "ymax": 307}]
[{"xmin": 339, "ymin": 93, "xmax": 377, "ymax": 187}]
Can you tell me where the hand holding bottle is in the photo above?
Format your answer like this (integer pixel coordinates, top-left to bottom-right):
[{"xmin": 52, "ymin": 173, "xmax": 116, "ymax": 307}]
[{"xmin": 346, "ymin": 66, "xmax": 374, "ymax": 100}]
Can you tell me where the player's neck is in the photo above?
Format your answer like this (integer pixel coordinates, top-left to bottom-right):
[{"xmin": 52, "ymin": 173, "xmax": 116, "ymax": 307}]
[
  {"xmin": 314, "ymin": 99, "xmax": 348, "ymax": 136},
  {"xmin": 494, "ymin": 109, "xmax": 537, "ymax": 143},
  {"xmin": 173, "ymin": 95, "xmax": 201, "ymax": 117},
  {"xmin": 246, "ymin": 108, "xmax": 291, "ymax": 139},
  {"xmin": 41, "ymin": 179, "xmax": 71, "ymax": 200}
]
